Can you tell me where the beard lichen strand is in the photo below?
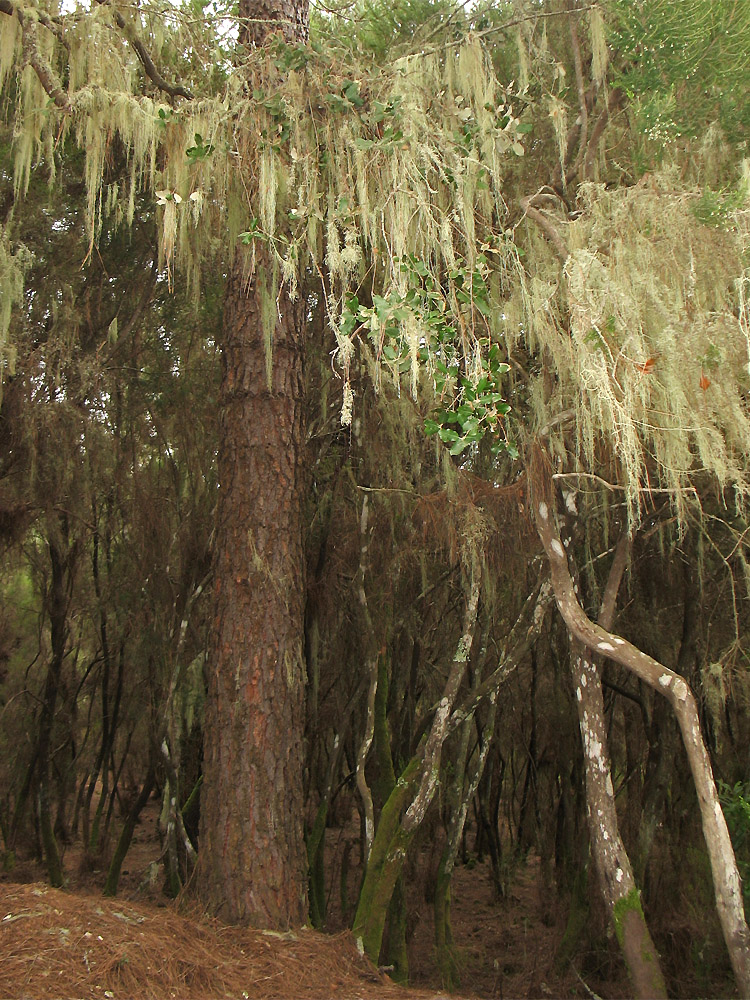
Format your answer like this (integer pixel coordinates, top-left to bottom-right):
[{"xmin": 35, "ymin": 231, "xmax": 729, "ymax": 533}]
[
  {"xmin": 4, "ymin": 16, "xmax": 518, "ymax": 295},
  {"xmin": 549, "ymin": 170, "xmax": 750, "ymax": 528}
]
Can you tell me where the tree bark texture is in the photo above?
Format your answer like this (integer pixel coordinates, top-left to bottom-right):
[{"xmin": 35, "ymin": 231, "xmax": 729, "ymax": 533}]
[
  {"xmin": 565, "ymin": 530, "xmax": 666, "ymax": 997},
  {"xmin": 198, "ymin": 256, "xmax": 308, "ymax": 927},
  {"xmin": 571, "ymin": 645, "xmax": 666, "ymax": 998},
  {"xmin": 531, "ymin": 460, "xmax": 750, "ymax": 998}
]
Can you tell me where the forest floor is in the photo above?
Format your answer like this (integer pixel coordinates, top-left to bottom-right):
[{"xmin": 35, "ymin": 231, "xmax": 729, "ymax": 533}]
[{"xmin": 1, "ymin": 800, "xmax": 634, "ymax": 999}]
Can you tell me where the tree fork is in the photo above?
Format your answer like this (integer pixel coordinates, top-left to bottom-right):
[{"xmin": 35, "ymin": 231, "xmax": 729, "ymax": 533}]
[{"xmin": 530, "ymin": 453, "xmax": 750, "ymax": 998}]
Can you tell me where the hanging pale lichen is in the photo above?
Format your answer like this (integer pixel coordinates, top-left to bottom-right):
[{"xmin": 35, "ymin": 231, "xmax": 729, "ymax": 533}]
[
  {"xmin": 517, "ymin": 161, "xmax": 750, "ymax": 526},
  {"xmin": 0, "ymin": 234, "xmax": 32, "ymax": 401},
  {"xmin": 1, "ymin": 5, "xmax": 521, "ymax": 395},
  {"xmin": 588, "ymin": 5, "xmax": 608, "ymax": 88},
  {"xmin": 4, "ymin": 0, "xmax": 750, "ymax": 535}
]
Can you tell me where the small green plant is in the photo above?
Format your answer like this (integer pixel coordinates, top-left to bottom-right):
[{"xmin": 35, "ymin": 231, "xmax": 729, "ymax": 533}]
[
  {"xmin": 693, "ymin": 186, "xmax": 747, "ymax": 227},
  {"xmin": 185, "ymin": 133, "xmax": 215, "ymax": 162},
  {"xmin": 718, "ymin": 780, "xmax": 750, "ymax": 915}
]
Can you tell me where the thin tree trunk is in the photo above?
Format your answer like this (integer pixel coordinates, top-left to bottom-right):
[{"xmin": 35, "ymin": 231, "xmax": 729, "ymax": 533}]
[
  {"xmin": 532, "ymin": 468, "xmax": 750, "ymax": 998},
  {"xmin": 565, "ymin": 529, "xmax": 666, "ymax": 997},
  {"xmin": 435, "ymin": 687, "xmax": 497, "ymax": 989},
  {"xmin": 103, "ymin": 763, "xmax": 156, "ymax": 897},
  {"xmin": 37, "ymin": 534, "xmax": 68, "ymax": 888},
  {"xmin": 353, "ymin": 562, "xmax": 481, "ymax": 959}
]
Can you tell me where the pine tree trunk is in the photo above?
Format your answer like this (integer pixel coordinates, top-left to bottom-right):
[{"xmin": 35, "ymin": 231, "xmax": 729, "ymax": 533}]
[
  {"xmin": 196, "ymin": 0, "xmax": 310, "ymax": 928},
  {"xmin": 197, "ymin": 254, "xmax": 308, "ymax": 926}
]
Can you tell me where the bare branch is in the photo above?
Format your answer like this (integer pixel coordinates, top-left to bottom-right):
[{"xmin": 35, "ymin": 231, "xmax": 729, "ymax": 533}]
[
  {"xmin": 582, "ymin": 87, "xmax": 625, "ymax": 179},
  {"xmin": 567, "ymin": 1, "xmax": 589, "ymax": 179}
]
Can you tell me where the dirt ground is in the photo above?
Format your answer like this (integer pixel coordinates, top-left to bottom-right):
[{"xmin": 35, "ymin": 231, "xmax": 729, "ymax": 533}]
[{"xmin": 0, "ymin": 801, "xmax": 632, "ymax": 1000}]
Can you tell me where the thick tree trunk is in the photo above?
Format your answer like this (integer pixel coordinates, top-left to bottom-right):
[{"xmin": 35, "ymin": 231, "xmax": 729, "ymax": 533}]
[
  {"xmin": 196, "ymin": 0, "xmax": 310, "ymax": 927},
  {"xmin": 197, "ymin": 255, "xmax": 308, "ymax": 926}
]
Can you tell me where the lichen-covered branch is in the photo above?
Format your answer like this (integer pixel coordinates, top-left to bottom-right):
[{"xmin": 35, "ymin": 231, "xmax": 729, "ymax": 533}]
[
  {"xmin": 448, "ymin": 576, "xmax": 551, "ymax": 730},
  {"xmin": 566, "ymin": 1, "xmax": 588, "ymax": 180},
  {"xmin": 17, "ymin": 8, "xmax": 70, "ymax": 111},
  {"xmin": 94, "ymin": 0, "xmax": 193, "ymax": 100},
  {"xmin": 520, "ymin": 195, "xmax": 569, "ymax": 262},
  {"xmin": 402, "ymin": 560, "xmax": 480, "ymax": 833}
]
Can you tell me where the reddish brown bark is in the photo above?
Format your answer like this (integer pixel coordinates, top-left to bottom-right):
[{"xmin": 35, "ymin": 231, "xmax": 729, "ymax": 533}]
[
  {"xmin": 197, "ymin": 0, "xmax": 310, "ymax": 929},
  {"xmin": 197, "ymin": 253, "xmax": 308, "ymax": 927}
]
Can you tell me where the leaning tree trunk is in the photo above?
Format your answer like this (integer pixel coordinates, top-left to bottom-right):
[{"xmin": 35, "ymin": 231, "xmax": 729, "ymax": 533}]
[
  {"xmin": 571, "ymin": 642, "xmax": 666, "ymax": 998},
  {"xmin": 197, "ymin": 242, "xmax": 309, "ymax": 925},
  {"xmin": 531, "ymin": 458, "xmax": 750, "ymax": 998}
]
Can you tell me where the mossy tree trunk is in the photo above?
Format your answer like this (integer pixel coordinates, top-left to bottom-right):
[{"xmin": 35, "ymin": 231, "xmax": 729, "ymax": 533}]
[
  {"xmin": 353, "ymin": 562, "xmax": 481, "ymax": 962},
  {"xmin": 351, "ymin": 753, "xmax": 422, "ymax": 962}
]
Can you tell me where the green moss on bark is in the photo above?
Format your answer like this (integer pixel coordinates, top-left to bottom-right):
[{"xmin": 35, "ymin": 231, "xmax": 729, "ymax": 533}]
[{"xmin": 352, "ymin": 753, "xmax": 421, "ymax": 963}]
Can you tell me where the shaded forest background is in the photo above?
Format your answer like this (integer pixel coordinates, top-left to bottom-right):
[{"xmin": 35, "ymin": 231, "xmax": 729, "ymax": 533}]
[{"xmin": 2, "ymin": 0, "xmax": 750, "ymax": 996}]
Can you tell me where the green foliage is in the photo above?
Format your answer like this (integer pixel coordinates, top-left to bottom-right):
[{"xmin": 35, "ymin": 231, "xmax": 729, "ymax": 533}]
[
  {"xmin": 185, "ymin": 132, "xmax": 215, "ymax": 162},
  {"xmin": 607, "ymin": 0, "xmax": 750, "ymax": 143},
  {"xmin": 338, "ymin": 252, "xmax": 515, "ymax": 456},
  {"xmin": 718, "ymin": 781, "xmax": 750, "ymax": 914},
  {"xmin": 312, "ymin": 0, "xmax": 465, "ymax": 62},
  {"xmin": 693, "ymin": 181, "xmax": 749, "ymax": 228}
]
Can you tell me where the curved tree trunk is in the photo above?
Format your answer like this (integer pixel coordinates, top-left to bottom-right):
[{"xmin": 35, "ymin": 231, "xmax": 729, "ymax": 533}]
[
  {"xmin": 563, "ymin": 527, "xmax": 666, "ymax": 997},
  {"xmin": 531, "ymin": 464, "xmax": 750, "ymax": 998}
]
